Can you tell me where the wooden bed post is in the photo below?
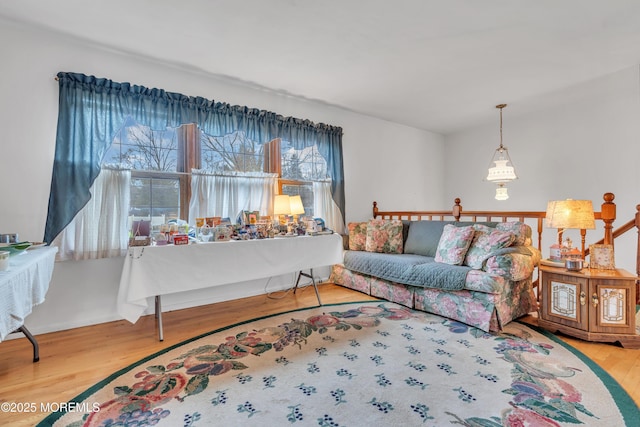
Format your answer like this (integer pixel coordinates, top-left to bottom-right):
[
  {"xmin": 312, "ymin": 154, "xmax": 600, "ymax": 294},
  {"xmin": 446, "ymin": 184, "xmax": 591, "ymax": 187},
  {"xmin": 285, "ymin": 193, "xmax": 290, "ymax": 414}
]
[
  {"xmin": 600, "ymin": 192, "xmax": 616, "ymax": 245},
  {"xmin": 453, "ymin": 198, "xmax": 462, "ymax": 221},
  {"xmin": 636, "ymin": 204, "xmax": 640, "ymax": 304},
  {"xmin": 635, "ymin": 204, "xmax": 640, "ymax": 273},
  {"xmin": 537, "ymin": 220, "xmax": 544, "ymax": 252},
  {"xmin": 373, "ymin": 201, "xmax": 378, "ymax": 219}
]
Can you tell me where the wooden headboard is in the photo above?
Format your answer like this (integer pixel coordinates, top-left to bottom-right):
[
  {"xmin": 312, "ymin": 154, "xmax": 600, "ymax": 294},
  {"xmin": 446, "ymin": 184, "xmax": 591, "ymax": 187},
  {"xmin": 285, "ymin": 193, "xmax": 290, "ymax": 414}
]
[{"xmin": 372, "ymin": 192, "xmax": 640, "ymax": 303}]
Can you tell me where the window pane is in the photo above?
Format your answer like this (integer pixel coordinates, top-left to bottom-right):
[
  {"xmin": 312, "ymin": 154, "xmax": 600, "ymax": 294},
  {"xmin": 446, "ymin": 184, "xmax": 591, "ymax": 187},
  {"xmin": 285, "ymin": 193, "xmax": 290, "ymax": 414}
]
[
  {"xmin": 130, "ymin": 177, "xmax": 180, "ymax": 222},
  {"xmin": 282, "ymin": 184, "xmax": 314, "ymax": 217},
  {"xmin": 280, "ymin": 141, "xmax": 327, "ymax": 180},
  {"xmin": 124, "ymin": 126, "xmax": 177, "ymax": 172},
  {"xmin": 103, "ymin": 118, "xmax": 178, "ymax": 172},
  {"xmin": 200, "ymin": 130, "xmax": 264, "ymax": 173}
]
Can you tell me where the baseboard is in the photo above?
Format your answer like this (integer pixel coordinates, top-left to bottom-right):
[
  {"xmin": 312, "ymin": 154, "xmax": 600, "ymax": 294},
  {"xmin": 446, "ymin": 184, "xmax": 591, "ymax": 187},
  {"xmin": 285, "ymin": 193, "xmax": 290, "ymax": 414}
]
[{"xmin": 10, "ymin": 276, "xmax": 330, "ymax": 340}]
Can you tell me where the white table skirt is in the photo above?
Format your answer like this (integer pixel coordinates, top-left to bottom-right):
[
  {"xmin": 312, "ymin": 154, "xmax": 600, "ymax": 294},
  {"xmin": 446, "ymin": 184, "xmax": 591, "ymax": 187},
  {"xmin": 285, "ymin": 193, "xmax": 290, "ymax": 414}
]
[
  {"xmin": 0, "ymin": 246, "xmax": 58, "ymax": 341},
  {"xmin": 117, "ymin": 234, "xmax": 344, "ymax": 323}
]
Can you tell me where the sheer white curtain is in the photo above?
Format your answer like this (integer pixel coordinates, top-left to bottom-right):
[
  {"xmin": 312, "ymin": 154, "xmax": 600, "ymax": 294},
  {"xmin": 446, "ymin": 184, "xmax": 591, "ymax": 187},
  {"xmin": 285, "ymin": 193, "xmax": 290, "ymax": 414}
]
[
  {"xmin": 53, "ymin": 168, "xmax": 131, "ymax": 261},
  {"xmin": 189, "ymin": 170, "xmax": 278, "ymax": 223},
  {"xmin": 313, "ymin": 180, "xmax": 345, "ymax": 234}
]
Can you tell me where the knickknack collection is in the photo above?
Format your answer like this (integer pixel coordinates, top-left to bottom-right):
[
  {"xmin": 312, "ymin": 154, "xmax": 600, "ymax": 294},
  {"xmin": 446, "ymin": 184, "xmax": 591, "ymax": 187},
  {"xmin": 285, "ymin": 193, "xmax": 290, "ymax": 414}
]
[{"xmin": 129, "ymin": 211, "xmax": 331, "ymax": 247}]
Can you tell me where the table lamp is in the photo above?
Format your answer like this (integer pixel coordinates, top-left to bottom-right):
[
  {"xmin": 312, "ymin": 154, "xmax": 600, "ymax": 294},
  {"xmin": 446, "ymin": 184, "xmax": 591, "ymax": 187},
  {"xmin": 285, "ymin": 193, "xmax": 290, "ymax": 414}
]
[
  {"xmin": 289, "ymin": 195, "xmax": 305, "ymax": 223},
  {"xmin": 273, "ymin": 194, "xmax": 291, "ymax": 225},
  {"xmin": 545, "ymin": 199, "xmax": 596, "ymax": 260}
]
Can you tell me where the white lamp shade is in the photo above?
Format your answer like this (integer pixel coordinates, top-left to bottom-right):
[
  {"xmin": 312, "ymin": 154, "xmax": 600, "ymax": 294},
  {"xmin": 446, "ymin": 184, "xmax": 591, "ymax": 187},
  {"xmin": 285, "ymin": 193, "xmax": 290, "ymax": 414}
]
[
  {"xmin": 273, "ymin": 195, "xmax": 291, "ymax": 215},
  {"xmin": 545, "ymin": 199, "xmax": 595, "ymax": 229},
  {"xmin": 289, "ymin": 195, "xmax": 305, "ymax": 215},
  {"xmin": 486, "ymin": 156, "xmax": 517, "ymax": 183}
]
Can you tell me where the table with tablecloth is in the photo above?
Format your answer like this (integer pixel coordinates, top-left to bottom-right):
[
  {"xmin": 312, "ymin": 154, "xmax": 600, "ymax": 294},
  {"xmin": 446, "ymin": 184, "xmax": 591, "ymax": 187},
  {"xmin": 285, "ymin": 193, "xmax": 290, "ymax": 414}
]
[
  {"xmin": 0, "ymin": 246, "xmax": 58, "ymax": 361},
  {"xmin": 118, "ymin": 233, "xmax": 343, "ymax": 339}
]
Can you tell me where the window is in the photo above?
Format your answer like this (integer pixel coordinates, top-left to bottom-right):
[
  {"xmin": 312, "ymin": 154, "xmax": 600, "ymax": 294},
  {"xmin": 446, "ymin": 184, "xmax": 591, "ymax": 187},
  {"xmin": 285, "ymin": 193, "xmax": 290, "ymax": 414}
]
[
  {"xmin": 103, "ymin": 119, "xmax": 330, "ymax": 224},
  {"xmin": 45, "ymin": 72, "xmax": 344, "ymax": 256}
]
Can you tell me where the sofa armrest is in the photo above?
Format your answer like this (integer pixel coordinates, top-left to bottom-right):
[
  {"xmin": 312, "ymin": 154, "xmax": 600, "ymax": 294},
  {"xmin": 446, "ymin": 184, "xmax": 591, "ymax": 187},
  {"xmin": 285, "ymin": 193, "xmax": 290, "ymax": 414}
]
[{"xmin": 483, "ymin": 250, "xmax": 538, "ymax": 281}]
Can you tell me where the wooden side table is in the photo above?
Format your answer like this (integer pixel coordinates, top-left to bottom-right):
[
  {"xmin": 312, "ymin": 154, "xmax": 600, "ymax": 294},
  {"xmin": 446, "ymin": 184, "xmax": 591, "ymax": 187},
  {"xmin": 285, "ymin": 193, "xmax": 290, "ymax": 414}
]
[{"xmin": 538, "ymin": 265, "xmax": 640, "ymax": 349}]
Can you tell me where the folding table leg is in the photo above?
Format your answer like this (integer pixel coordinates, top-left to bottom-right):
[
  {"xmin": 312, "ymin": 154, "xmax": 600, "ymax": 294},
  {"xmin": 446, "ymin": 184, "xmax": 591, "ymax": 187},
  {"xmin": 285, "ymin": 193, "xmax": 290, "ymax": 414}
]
[
  {"xmin": 17, "ymin": 325, "xmax": 39, "ymax": 362},
  {"xmin": 155, "ymin": 295, "xmax": 164, "ymax": 341},
  {"xmin": 294, "ymin": 269, "xmax": 322, "ymax": 306}
]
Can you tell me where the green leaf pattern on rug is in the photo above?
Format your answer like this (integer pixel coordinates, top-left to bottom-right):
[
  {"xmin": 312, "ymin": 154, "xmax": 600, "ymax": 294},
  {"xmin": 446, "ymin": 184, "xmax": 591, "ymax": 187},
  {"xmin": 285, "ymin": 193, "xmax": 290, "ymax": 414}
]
[
  {"xmin": 411, "ymin": 403, "xmax": 435, "ymax": 422},
  {"xmin": 287, "ymin": 404, "xmax": 303, "ymax": 422},
  {"xmin": 330, "ymin": 389, "xmax": 346, "ymax": 405},
  {"xmin": 184, "ymin": 374, "xmax": 208, "ymax": 398},
  {"xmin": 368, "ymin": 397, "xmax": 394, "ymax": 413},
  {"xmin": 210, "ymin": 389, "xmax": 227, "ymax": 406},
  {"xmin": 236, "ymin": 401, "xmax": 260, "ymax": 417}
]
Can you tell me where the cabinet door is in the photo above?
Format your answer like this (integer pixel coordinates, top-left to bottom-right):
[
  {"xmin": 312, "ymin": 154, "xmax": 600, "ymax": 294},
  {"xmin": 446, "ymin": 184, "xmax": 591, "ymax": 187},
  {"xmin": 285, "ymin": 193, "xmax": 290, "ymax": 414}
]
[
  {"xmin": 541, "ymin": 272, "xmax": 588, "ymax": 331},
  {"xmin": 589, "ymin": 279, "xmax": 635, "ymax": 334}
]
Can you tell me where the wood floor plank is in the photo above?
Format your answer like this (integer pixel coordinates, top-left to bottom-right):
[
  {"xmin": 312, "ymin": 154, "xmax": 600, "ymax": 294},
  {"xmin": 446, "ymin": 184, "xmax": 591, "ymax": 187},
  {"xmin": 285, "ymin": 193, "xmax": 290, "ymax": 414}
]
[{"xmin": 0, "ymin": 284, "xmax": 637, "ymax": 426}]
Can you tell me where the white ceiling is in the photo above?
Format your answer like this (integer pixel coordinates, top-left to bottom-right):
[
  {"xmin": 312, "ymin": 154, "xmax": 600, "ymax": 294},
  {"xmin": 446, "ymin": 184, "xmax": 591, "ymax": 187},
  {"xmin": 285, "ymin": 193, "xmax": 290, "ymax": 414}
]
[{"xmin": 3, "ymin": 0, "xmax": 640, "ymax": 134}]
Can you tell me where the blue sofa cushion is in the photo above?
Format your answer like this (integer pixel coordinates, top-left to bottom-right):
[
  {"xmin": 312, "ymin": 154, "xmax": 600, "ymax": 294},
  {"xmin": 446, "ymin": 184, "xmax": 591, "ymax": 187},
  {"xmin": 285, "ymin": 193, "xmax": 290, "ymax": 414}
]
[
  {"xmin": 403, "ymin": 262, "xmax": 472, "ymax": 290},
  {"xmin": 404, "ymin": 220, "xmax": 499, "ymax": 257},
  {"xmin": 344, "ymin": 251, "xmax": 430, "ymax": 283},
  {"xmin": 403, "ymin": 221, "xmax": 455, "ymax": 257},
  {"xmin": 343, "ymin": 250, "xmax": 471, "ymax": 291}
]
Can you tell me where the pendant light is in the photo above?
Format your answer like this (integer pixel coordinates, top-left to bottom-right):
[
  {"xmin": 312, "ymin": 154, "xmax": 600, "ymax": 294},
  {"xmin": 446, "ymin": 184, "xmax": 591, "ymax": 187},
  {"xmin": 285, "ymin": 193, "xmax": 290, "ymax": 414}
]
[{"xmin": 486, "ymin": 104, "xmax": 517, "ymax": 200}]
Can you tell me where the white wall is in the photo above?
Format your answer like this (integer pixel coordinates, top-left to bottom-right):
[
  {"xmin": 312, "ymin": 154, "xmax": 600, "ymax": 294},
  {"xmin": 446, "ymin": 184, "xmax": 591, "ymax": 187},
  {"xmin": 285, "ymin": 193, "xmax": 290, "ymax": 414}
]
[
  {"xmin": 444, "ymin": 66, "xmax": 640, "ymax": 273},
  {"xmin": 0, "ymin": 20, "xmax": 444, "ymax": 336}
]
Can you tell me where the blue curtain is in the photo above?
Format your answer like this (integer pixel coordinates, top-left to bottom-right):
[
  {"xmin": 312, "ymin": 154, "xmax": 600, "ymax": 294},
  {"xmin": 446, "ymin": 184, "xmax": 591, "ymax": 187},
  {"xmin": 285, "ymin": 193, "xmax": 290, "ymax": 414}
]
[{"xmin": 44, "ymin": 72, "xmax": 344, "ymax": 243}]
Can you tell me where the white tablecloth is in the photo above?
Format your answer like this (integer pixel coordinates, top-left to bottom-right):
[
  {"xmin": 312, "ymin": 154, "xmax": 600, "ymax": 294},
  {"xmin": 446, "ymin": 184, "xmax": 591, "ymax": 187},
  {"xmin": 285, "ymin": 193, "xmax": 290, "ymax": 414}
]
[
  {"xmin": 118, "ymin": 234, "xmax": 343, "ymax": 323},
  {"xmin": 0, "ymin": 246, "xmax": 58, "ymax": 341}
]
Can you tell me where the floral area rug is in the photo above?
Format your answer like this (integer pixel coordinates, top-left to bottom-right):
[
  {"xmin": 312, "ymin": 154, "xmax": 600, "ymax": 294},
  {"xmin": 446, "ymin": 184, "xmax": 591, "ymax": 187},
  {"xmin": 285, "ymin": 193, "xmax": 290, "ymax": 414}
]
[{"xmin": 39, "ymin": 302, "xmax": 639, "ymax": 427}]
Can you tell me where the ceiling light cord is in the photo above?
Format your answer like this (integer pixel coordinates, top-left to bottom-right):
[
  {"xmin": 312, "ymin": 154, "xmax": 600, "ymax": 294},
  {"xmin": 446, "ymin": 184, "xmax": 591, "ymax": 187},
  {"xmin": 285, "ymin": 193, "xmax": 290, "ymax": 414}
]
[{"xmin": 497, "ymin": 103, "xmax": 506, "ymax": 151}]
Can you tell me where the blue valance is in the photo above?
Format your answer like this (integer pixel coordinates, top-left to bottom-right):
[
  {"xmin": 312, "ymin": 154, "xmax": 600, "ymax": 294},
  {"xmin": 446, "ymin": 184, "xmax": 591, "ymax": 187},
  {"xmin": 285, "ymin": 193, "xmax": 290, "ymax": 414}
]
[{"xmin": 44, "ymin": 72, "xmax": 345, "ymax": 243}]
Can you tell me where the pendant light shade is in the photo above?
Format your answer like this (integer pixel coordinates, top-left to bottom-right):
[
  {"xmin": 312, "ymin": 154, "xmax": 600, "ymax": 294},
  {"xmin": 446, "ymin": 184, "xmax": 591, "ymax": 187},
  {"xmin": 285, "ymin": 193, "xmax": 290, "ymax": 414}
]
[
  {"xmin": 494, "ymin": 185, "xmax": 509, "ymax": 200},
  {"xmin": 486, "ymin": 104, "xmax": 517, "ymax": 200},
  {"xmin": 486, "ymin": 152, "xmax": 517, "ymax": 183}
]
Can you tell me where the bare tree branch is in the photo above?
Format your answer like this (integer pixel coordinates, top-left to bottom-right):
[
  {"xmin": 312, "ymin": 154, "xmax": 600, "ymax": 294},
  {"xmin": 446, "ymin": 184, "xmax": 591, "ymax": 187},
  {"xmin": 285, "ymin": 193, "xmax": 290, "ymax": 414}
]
[
  {"xmin": 125, "ymin": 125, "xmax": 177, "ymax": 171},
  {"xmin": 201, "ymin": 131, "xmax": 263, "ymax": 172}
]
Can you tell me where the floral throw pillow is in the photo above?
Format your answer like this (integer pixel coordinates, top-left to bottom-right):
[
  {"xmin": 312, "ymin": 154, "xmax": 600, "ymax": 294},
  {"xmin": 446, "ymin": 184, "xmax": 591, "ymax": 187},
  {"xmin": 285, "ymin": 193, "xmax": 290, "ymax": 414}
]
[
  {"xmin": 464, "ymin": 228, "xmax": 516, "ymax": 269},
  {"xmin": 365, "ymin": 219, "xmax": 404, "ymax": 254},
  {"xmin": 348, "ymin": 222, "xmax": 368, "ymax": 251},
  {"xmin": 496, "ymin": 221, "xmax": 531, "ymax": 246},
  {"xmin": 434, "ymin": 224, "xmax": 475, "ymax": 265}
]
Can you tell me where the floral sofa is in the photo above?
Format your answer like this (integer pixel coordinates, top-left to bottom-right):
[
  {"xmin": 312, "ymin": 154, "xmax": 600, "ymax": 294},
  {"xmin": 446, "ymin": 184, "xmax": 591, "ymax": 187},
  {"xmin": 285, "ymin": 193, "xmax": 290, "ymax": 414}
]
[{"xmin": 330, "ymin": 218, "xmax": 541, "ymax": 332}]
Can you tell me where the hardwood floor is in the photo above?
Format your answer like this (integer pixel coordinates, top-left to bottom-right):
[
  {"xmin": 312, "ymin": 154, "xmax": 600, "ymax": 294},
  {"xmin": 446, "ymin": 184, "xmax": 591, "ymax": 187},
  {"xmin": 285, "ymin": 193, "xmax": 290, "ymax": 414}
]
[{"xmin": 1, "ymin": 284, "xmax": 638, "ymax": 426}]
